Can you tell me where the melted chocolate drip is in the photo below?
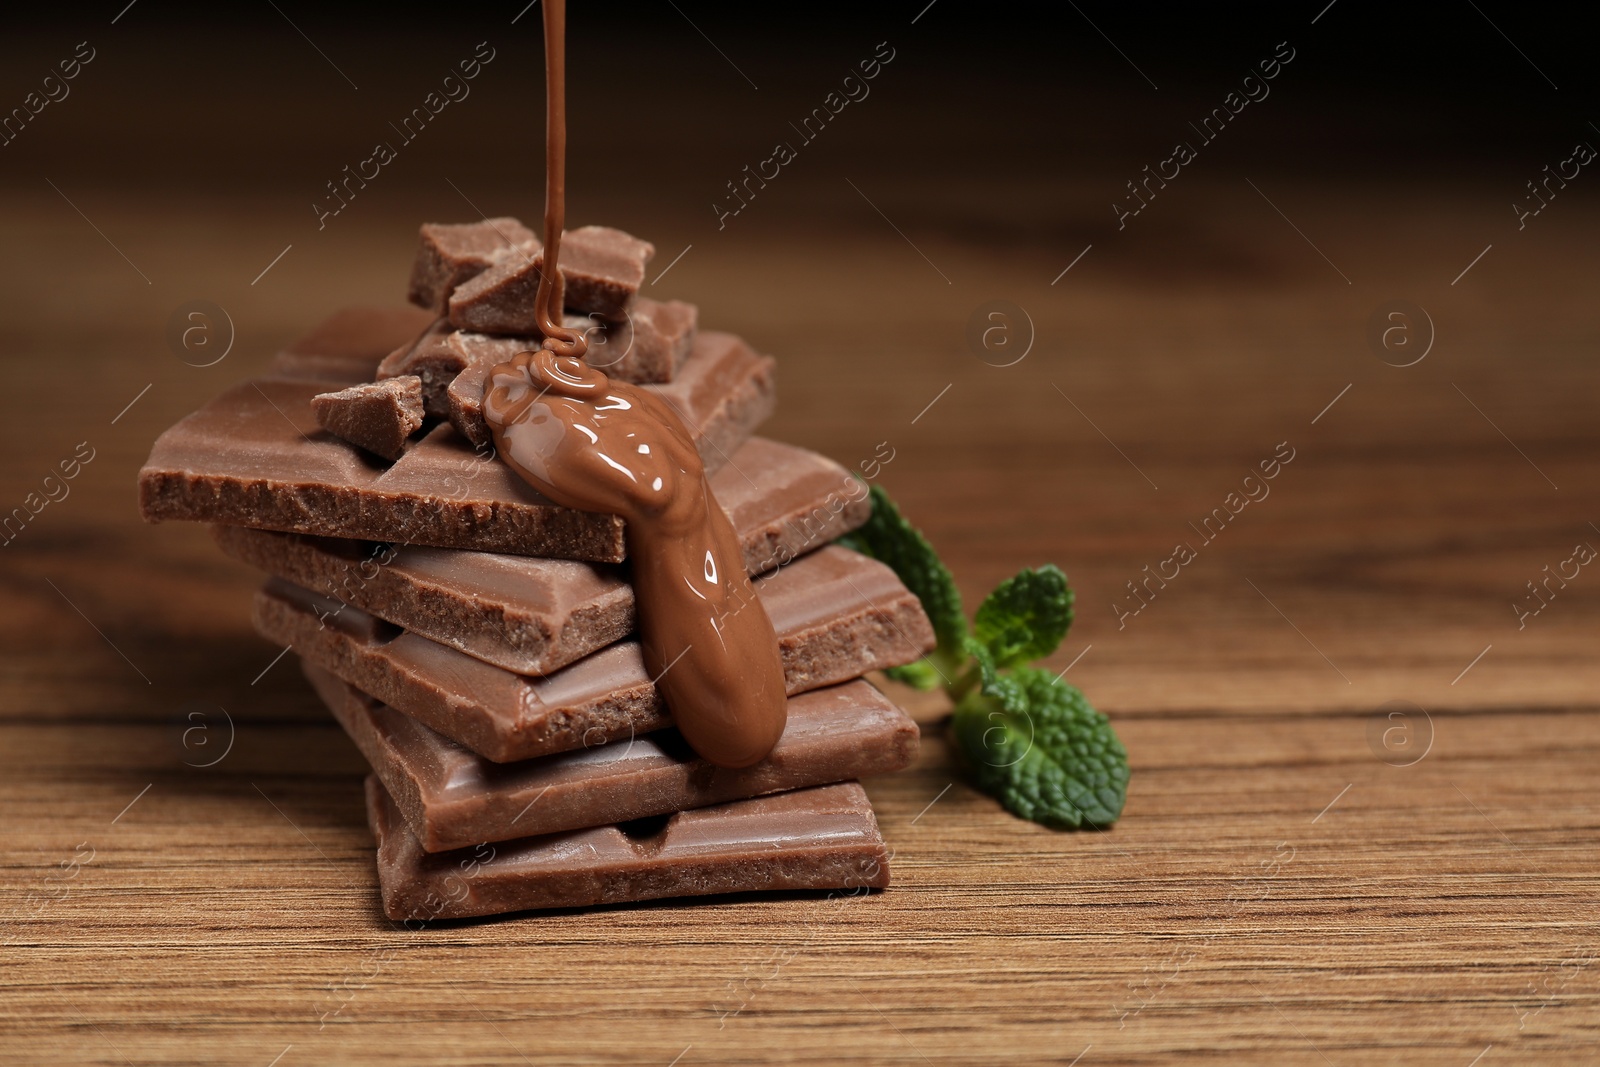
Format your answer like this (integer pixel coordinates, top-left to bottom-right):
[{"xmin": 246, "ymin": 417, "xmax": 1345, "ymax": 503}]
[
  {"xmin": 481, "ymin": 0, "xmax": 788, "ymax": 768},
  {"xmin": 531, "ymin": 0, "xmax": 583, "ymax": 360}
]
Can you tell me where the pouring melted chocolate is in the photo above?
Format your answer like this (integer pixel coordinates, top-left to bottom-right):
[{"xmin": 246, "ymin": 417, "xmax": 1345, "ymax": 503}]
[{"xmin": 482, "ymin": 0, "xmax": 788, "ymax": 768}]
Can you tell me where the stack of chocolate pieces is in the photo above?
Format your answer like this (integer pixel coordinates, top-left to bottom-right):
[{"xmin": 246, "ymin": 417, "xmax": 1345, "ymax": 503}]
[{"xmin": 138, "ymin": 220, "xmax": 935, "ymax": 920}]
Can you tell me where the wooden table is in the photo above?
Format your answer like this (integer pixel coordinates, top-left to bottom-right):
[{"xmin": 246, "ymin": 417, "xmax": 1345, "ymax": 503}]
[{"xmin": 3, "ymin": 26, "xmax": 1599, "ymax": 1063}]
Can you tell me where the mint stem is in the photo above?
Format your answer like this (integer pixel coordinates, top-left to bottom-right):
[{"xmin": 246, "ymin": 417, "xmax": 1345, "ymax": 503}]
[{"xmin": 946, "ymin": 661, "xmax": 981, "ymax": 703}]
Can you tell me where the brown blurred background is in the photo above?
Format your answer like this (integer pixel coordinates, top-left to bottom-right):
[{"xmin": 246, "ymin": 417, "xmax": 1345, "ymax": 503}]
[
  {"xmin": 3, "ymin": 3, "xmax": 1598, "ymax": 1064},
  {"xmin": 5, "ymin": 1, "xmax": 1596, "ymax": 709}
]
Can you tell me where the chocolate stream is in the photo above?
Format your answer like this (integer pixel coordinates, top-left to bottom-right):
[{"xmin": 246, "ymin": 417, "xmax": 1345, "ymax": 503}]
[
  {"xmin": 483, "ymin": 0, "xmax": 788, "ymax": 768},
  {"xmin": 533, "ymin": 0, "xmax": 582, "ymax": 358}
]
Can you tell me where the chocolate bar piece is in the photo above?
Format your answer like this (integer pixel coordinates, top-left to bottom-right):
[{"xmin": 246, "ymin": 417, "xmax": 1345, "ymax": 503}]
[
  {"xmin": 448, "ymin": 226, "xmax": 654, "ymax": 330},
  {"xmin": 379, "ymin": 323, "xmax": 535, "ymax": 418},
  {"xmin": 139, "ymin": 335, "xmax": 776, "ymax": 561},
  {"xmin": 309, "ymin": 663, "xmax": 916, "ymax": 850},
  {"xmin": 140, "ymin": 379, "xmax": 621, "ymax": 562},
  {"xmin": 434, "ymin": 296, "xmax": 695, "ymax": 410},
  {"xmin": 311, "ymin": 376, "xmax": 424, "ymax": 461},
  {"xmin": 268, "ymin": 306, "xmax": 435, "ymax": 385},
  {"xmin": 718, "ymin": 438, "xmax": 871, "ymax": 577},
  {"xmin": 543, "ymin": 225, "xmax": 655, "ymax": 318},
  {"xmin": 221, "ymin": 528, "xmax": 629, "ymax": 675},
  {"xmin": 407, "ymin": 218, "xmax": 540, "ymax": 312},
  {"xmin": 444, "ymin": 299, "xmax": 696, "ymax": 442},
  {"xmin": 253, "ymin": 551, "xmax": 935, "ymax": 760},
  {"xmin": 366, "ymin": 776, "xmax": 889, "ymax": 919},
  {"xmin": 592, "ymin": 297, "xmax": 696, "ymax": 383},
  {"xmin": 448, "ymin": 330, "xmax": 768, "ymax": 453},
  {"xmin": 374, "ymin": 319, "xmax": 462, "ymax": 418},
  {"xmin": 434, "ymin": 334, "xmax": 535, "ymax": 431},
  {"xmin": 213, "ymin": 445, "xmax": 877, "ymax": 675}
]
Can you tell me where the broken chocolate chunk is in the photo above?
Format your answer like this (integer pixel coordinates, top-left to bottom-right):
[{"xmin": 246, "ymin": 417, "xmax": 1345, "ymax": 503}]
[
  {"xmin": 311, "ymin": 376, "xmax": 425, "ymax": 461},
  {"xmin": 447, "ymin": 225, "xmax": 655, "ymax": 331},
  {"xmin": 614, "ymin": 297, "xmax": 696, "ymax": 383},
  {"xmin": 448, "ymin": 329, "xmax": 769, "ymax": 452},
  {"xmin": 374, "ymin": 318, "xmax": 467, "ymax": 418},
  {"xmin": 407, "ymin": 218, "xmax": 540, "ymax": 312}
]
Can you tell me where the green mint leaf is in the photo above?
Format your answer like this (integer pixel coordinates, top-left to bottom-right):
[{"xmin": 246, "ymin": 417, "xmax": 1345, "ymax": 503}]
[
  {"xmin": 884, "ymin": 659, "xmax": 943, "ymax": 691},
  {"xmin": 840, "ymin": 485, "xmax": 1132, "ymax": 830},
  {"xmin": 951, "ymin": 666, "xmax": 1128, "ymax": 829},
  {"xmin": 961, "ymin": 633, "xmax": 999, "ymax": 689},
  {"xmin": 837, "ymin": 484, "xmax": 966, "ymax": 658},
  {"xmin": 973, "ymin": 564, "xmax": 1074, "ymax": 669}
]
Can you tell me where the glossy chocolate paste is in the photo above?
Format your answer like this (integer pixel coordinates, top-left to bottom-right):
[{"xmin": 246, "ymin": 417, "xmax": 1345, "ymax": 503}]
[{"xmin": 483, "ymin": 0, "xmax": 787, "ymax": 768}]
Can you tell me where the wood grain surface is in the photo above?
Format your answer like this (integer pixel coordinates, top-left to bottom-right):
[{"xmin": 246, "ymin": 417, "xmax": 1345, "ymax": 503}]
[{"xmin": 3, "ymin": 17, "xmax": 1600, "ymax": 1065}]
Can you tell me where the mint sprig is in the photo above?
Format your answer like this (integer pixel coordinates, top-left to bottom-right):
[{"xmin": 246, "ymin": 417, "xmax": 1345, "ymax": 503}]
[
  {"xmin": 974, "ymin": 563, "xmax": 1073, "ymax": 670},
  {"xmin": 837, "ymin": 486, "xmax": 966, "ymax": 687},
  {"xmin": 840, "ymin": 484, "xmax": 1129, "ymax": 830}
]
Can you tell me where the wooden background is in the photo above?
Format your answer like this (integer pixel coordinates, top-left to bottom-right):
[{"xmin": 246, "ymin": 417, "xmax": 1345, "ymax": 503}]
[{"xmin": 3, "ymin": 10, "xmax": 1599, "ymax": 1065}]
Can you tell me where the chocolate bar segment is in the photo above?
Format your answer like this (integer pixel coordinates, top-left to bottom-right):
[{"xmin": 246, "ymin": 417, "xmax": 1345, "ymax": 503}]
[
  {"xmin": 373, "ymin": 310, "xmax": 693, "ymax": 417},
  {"xmin": 219, "ymin": 526, "xmax": 629, "ymax": 676},
  {"xmin": 652, "ymin": 332, "xmax": 775, "ymax": 471},
  {"xmin": 253, "ymin": 552, "xmax": 934, "ymax": 760},
  {"xmin": 139, "ymin": 336, "xmax": 777, "ymax": 561},
  {"xmin": 407, "ymin": 218, "xmax": 540, "ymax": 312},
  {"xmin": 721, "ymin": 439, "xmax": 870, "ymax": 576},
  {"xmin": 592, "ymin": 297, "xmax": 696, "ymax": 383},
  {"xmin": 450, "ymin": 329, "xmax": 771, "ymax": 453},
  {"xmin": 374, "ymin": 319, "xmax": 463, "ymax": 417},
  {"xmin": 437, "ymin": 295, "xmax": 695, "ymax": 412},
  {"xmin": 268, "ymin": 306, "xmax": 435, "ymax": 385},
  {"xmin": 444, "ymin": 330, "xmax": 546, "ymax": 445},
  {"xmin": 213, "ymin": 443, "xmax": 879, "ymax": 675},
  {"xmin": 312, "ymin": 376, "xmax": 424, "ymax": 461},
  {"xmin": 442, "ymin": 299, "xmax": 695, "ymax": 441},
  {"xmin": 447, "ymin": 225, "xmax": 654, "ymax": 331},
  {"xmin": 545, "ymin": 225, "xmax": 655, "ymax": 319},
  {"xmin": 366, "ymin": 776, "xmax": 889, "ymax": 920},
  {"xmin": 309, "ymin": 664, "xmax": 917, "ymax": 850},
  {"xmin": 434, "ymin": 328, "xmax": 770, "ymax": 455},
  {"xmin": 139, "ymin": 381, "xmax": 626, "ymax": 562}
]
